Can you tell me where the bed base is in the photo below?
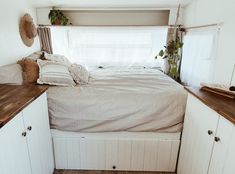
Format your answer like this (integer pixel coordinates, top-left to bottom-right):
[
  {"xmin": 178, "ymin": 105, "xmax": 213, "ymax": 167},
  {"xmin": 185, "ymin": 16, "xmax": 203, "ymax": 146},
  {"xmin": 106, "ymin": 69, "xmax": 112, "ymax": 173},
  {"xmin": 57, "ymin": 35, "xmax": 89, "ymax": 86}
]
[{"xmin": 51, "ymin": 130, "xmax": 181, "ymax": 172}]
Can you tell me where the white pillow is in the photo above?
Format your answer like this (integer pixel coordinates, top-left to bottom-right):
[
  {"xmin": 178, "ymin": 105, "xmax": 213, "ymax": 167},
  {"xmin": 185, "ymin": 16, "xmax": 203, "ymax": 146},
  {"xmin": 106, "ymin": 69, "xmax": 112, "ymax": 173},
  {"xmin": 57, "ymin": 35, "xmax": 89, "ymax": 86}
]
[
  {"xmin": 27, "ymin": 51, "xmax": 45, "ymax": 60},
  {"xmin": 0, "ymin": 64, "xmax": 23, "ymax": 85},
  {"xmin": 37, "ymin": 59, "xmax": 75, "ymax": 86},
  {"xmin": 44, "ymin": 53, "xmax": 71, "ymax": 66},
  {"xmin": 69, "ymin": 64, "xmax": 89, "ymax": 85}
]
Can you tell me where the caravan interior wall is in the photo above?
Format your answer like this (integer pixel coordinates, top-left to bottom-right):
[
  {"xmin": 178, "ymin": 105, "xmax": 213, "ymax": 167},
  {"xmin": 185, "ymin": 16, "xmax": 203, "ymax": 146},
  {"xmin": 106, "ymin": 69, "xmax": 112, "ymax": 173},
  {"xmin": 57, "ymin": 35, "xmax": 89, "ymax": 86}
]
[
  {"xmin": 0, "ymin": 0, "xmax": 40, "ymax": 66},
  {"xmin": 183, "ymin": 0, "xmax": 235, "ymax": 85}
]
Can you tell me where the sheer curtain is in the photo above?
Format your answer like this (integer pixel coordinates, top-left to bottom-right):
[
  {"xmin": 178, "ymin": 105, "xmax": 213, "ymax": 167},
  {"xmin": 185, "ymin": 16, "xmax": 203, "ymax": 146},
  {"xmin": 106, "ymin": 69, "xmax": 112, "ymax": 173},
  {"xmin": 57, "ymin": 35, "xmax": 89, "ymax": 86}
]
[
  {"xmin": 180, "ymin": 27, "xmax": 220, "ymax": 87},
  {"xmin": 50, "ymin": 26, "xmax": 167, "ymax": 68}
]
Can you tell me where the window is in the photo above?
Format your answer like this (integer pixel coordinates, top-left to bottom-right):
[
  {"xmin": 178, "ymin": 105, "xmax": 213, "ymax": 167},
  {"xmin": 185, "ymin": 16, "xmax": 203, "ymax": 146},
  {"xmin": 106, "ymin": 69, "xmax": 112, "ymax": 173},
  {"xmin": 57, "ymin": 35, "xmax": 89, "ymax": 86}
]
[
  {"xmin": 180, "ymin": 27, "xmax": 220, "ymax": 87},
  {"xmin": 51, "ymin": 26, "xmax": 167, "ymax": 68}
]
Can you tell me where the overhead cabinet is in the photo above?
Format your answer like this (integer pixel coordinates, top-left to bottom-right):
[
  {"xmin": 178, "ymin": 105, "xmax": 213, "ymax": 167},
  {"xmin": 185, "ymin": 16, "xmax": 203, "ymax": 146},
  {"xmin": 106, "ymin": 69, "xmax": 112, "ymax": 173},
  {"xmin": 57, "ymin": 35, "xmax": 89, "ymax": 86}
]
[
  {"xmin": 178, "ymin": 93, "xmax": 235, "ymax": 174},
  {"xmin": 0, "ymin": 93, "xmax": 54, "ymax": 174}
]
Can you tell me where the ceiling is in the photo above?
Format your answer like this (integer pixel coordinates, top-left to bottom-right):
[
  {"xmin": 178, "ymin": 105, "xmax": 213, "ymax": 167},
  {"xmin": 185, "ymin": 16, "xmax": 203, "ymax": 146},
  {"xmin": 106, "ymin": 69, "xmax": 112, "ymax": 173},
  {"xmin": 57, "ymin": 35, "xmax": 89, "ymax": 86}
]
[{"xmin": 31, "ymin": 0, "xmax": 193, "ymax": 8}]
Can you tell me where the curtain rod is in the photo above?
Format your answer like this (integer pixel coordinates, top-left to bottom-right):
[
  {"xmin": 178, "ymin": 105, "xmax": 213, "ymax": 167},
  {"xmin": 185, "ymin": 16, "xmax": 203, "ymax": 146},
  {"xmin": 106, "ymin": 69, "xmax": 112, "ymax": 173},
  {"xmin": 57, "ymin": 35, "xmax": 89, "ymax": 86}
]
[
  {"xmin": 185, "ymin": 22, "xmax": 223, "ymax": 30},
  {"xmin": 38, "ymin": 25, "xmax": 170, "ymax": 27}
]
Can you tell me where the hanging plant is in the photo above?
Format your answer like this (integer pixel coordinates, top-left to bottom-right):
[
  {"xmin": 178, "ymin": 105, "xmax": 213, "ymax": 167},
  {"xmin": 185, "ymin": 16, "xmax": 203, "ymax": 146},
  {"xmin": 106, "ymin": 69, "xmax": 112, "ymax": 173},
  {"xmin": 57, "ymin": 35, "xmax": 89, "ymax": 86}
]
[
  {"xmin": 48, "ymin": 7, "xmax": 71, "ymax": 25},
  {"xmin": 156, "ymin": 26, "xmax": 185, "ymax": 80},
  {"xmin": 155, "ymin": 4, "xmax": 185, "ymax": 81}
]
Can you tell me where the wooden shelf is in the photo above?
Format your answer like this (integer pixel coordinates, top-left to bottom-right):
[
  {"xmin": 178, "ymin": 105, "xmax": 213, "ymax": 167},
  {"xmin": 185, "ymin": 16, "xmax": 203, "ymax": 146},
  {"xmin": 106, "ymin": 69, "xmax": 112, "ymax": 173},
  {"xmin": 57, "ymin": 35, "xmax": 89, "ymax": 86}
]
[
  {"xmin": 0, "ymin": 85, "xmax": 48, "ymax": 128},
  {"xmin": 185, "ymin": 87, "xmax": 235, "ymax": 124}
]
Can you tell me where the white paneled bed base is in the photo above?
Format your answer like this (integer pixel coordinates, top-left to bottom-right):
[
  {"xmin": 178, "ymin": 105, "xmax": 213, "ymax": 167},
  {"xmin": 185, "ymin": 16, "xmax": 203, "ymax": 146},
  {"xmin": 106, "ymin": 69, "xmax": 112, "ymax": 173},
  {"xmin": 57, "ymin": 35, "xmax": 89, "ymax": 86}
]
[{"xmin": 51, "ymin": 130, "xmax": 181, "ymax": 172}]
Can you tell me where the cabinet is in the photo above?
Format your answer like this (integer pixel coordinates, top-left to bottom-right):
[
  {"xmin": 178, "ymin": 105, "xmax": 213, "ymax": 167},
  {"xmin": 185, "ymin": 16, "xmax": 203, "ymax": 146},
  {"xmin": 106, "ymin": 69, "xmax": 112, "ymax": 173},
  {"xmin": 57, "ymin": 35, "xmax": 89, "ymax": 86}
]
[
  {"xmin": 178, "ymin": 93, "xmax": 235, "ymax": 174},
  {"xmin": 52, "ymin": 131, "xmax": 180, "ymax": 172},
  {"xmin": 0, "ymin": 92, "xmax": 54, "ymax": 174},
  {"xmin": 0, "ymin": 113, "xmax": 31, "ymax": 174},
  {"xmin": 208, "ymin": 116, "xmax": 235, "ymax": 174}
]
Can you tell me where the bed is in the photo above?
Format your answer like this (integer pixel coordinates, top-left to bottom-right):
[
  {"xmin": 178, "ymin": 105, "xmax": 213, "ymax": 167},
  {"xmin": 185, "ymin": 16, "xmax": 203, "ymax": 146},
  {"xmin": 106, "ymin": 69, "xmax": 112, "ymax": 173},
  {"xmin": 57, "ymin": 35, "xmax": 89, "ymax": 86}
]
[{"xmin": 47, "ymin": 67, "xmax": 187, "ymax": 172}]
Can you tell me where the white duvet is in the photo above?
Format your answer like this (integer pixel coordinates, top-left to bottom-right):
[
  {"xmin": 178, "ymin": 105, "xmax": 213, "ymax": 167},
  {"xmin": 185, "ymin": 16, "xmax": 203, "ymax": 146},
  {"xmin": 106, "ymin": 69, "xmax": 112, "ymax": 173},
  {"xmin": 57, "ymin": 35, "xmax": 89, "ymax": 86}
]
[{"xmin": 47, "ymin": 67, "xmax": 187, "ymax": 132}]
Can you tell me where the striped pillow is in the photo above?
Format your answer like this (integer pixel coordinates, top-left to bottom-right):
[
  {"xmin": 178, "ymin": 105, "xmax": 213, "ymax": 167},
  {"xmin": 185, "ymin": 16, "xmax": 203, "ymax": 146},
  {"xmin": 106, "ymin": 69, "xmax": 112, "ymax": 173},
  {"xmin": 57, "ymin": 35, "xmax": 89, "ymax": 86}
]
[{"xmin": 37, "ymin": 59, "xmax": 75, "ymax": 86}]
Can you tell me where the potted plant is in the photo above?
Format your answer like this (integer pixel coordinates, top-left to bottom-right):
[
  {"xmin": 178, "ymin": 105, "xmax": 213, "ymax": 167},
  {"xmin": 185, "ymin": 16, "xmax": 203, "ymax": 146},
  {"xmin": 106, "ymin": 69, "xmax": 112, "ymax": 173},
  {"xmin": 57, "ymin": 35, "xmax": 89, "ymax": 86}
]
[{"xmin": 48, "ymin": 7, "xmax": 71, "ymax": 25}]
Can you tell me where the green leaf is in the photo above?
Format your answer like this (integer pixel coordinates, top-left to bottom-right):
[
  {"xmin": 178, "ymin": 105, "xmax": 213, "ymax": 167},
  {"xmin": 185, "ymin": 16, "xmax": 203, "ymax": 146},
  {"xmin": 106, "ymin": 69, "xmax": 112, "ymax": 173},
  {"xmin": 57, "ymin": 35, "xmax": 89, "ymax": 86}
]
[
  {"xmin": 48, "ymin": 8, "xmax": 70, "ymax": 25},
  {"xmin": 159, "ymin": 50, "xmax": 164, "ymax": 57},
  {"xmin": 179, "ymin": 42, "xmax": 184, "ymax": 48}
]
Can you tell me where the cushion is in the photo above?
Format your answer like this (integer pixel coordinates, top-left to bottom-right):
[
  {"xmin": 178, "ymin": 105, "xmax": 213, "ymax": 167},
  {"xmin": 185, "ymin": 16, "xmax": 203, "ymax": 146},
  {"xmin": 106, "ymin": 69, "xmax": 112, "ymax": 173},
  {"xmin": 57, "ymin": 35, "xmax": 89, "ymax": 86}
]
[
  {"xmin": 37, "ymin": 59, "xmax": 75, "ymax": 86},
  {"xmin": 69, "ymin": 64, "xmax": 89, "ymax": 85},
  {"xmin": 44, "ymin": 53, "xmax": 71, "ymax": 66},
  {"xmin": 27, "ymin": 51, "xmax": 45, "ymax": 60},
  {"xmin": 17, "ymin": 58, "xmax": 39, "ymax": 84},
  {"xmin": 0, "ymin": 64, "xmax": 23, "ymax": 85}
]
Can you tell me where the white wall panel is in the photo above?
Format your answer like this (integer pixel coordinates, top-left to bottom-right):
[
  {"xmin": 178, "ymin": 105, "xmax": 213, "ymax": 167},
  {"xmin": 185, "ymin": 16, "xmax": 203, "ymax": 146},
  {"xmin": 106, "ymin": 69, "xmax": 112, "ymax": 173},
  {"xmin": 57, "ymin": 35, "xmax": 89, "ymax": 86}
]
[
  {"xmin": 52, "ymin": 131, "xmax": 180, "ymax": 172},
  {"xmin": 183, "ymin": 0, "xmax": 235, "ymax": 85},
  {"xmin": 0, "ymin": 0, "xmax": 40, "ymax": 66}
]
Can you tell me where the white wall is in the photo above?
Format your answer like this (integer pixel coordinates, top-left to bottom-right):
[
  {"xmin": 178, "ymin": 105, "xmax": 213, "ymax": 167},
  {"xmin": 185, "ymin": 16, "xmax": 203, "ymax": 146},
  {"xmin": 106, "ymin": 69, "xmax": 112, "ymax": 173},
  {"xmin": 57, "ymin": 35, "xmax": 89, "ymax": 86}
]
[
  {"xmin": 0, "ymin": 0, "xmax": 40, "ymax": 66},
  {"xmin": 183, "ymin": 0, "xmax": 235, "ymax": 85}
]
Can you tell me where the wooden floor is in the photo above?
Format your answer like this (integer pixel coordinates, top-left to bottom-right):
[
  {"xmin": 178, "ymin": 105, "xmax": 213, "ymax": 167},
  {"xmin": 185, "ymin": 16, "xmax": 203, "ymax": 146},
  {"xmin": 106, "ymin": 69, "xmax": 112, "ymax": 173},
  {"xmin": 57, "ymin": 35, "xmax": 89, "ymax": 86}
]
[{"xmin": 54, "ymin": 170, "xmax": 176, "ymax": 174}]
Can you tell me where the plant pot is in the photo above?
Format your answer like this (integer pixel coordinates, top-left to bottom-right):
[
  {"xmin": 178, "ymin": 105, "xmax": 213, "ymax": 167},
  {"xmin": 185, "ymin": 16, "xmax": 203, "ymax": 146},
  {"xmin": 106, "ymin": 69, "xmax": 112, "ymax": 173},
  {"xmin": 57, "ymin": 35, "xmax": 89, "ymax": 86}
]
[{"xmin": 52, "ymin": 20, "xmax": 61, "ymax": 25}]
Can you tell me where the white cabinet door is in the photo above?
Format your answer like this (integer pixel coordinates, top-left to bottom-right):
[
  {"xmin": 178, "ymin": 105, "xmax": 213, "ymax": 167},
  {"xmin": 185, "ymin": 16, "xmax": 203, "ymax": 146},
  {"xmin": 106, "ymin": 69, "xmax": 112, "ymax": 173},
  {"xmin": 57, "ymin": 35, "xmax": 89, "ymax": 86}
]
[
  {"xmin": 208, "ymin": 117, "xmax": 234, "ymax": 174},
  {"xmin": 117, "ymin": 139, "xmax": 132, "ymax": 170},
  {"xmin": 178, "ymin": 94, "xmax": 219, "ymax": 174},
  {"xmin": 0, "ymin": 113, "xmax": 31, "ymax": 174},
  {"xmin": 105, "ymin": 139, "xmax": 118, "ymax": 170},
  {"xmin": 80, "ymin": 138, "xmax": 106, "ymax": 170},
  {"xmin": 222, "ymin": 125, "xmax": 235, "ymax": 173},
  {"xmin": 22, "ymin": 93, "xmax": 54, "ymax": 174}
]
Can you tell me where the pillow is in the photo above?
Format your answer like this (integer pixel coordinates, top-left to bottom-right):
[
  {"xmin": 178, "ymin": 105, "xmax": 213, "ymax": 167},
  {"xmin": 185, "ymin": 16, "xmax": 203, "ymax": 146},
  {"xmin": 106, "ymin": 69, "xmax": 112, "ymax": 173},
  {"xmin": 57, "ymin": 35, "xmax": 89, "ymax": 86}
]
[
  {"xmin": 44, "ymin": 53, "xmax": 71, "ymax": 66},
  {"xmin": 37, "ymin": 59, "xmax": 75, "ymax": 86},
  {"xmin": 17, "ymin": 58, "xmax": 39, "ymax": 84},
  {"xmin": 0, "ymin": 64, "xmax": 23, "ymax": 85},
  {"xmin": 27, "ymin": 51, "xmax": 45, "ymax": 60},
  {"xmin": 69, "ymin": 64, "xmax": 89, "ymax": 85}
]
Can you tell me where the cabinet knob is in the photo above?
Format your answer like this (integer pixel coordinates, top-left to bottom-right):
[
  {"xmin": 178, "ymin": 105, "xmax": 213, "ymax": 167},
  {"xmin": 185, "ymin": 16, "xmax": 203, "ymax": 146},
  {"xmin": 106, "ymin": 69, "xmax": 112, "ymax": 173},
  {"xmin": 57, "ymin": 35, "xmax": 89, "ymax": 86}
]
[
  {"xmin": 112, "ymin": 165, "xmax": 116, "ymax": 170},
  {"xmin": 208, "ymin": 130, "xmax": 213, "ymax": 135},
  {"xmin": 214, "ymin": 137, "xmax": 221, "ymax": 142},
  {"xmin": 27, "ymin": 126, "xmax": 32, "ymax": 131},
  {"xmin": 22, "ymin": 132, "xmax": 27, "ymax": 137}
]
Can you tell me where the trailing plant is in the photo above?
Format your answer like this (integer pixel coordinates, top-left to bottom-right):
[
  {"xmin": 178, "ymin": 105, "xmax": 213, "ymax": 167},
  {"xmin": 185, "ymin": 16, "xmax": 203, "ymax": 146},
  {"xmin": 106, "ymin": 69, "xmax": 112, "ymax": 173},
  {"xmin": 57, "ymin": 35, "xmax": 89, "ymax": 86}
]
[
  {"xmin": 155, "ymin": 26, "xmax": 185, "ymax": 80},
  {"xmin": 48, "ymin": 7, "xmax": 71, "ymax": 25},
  {"xmin": 155, "ymin": 4, "xmax": 185, "ymax": 81}
]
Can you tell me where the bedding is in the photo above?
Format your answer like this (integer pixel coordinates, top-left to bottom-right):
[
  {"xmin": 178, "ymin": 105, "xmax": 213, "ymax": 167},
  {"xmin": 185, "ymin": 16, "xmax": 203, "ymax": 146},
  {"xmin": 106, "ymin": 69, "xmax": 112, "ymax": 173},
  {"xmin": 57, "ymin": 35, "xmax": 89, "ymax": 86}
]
[
  {"xmin": 0, "ymin": 64, "xmax": 23, "ymax": 85},
  {"xmin": 17, "ymin": 58, "xmax": 39, "ymax": 84},
  {"xmin": 47, "ymin": 67, "xmax": 187, "ymax": 133},
  {"xmin": 69, "ymin": 64, "xmax": 89, "ymax": 84},
  {"xmin": 44, "ymin": 53, "xmax": 71, "ymax": 66},
  {"xmin": 37, "ymin": 59, "xmax": 75, "ymax": 86}
]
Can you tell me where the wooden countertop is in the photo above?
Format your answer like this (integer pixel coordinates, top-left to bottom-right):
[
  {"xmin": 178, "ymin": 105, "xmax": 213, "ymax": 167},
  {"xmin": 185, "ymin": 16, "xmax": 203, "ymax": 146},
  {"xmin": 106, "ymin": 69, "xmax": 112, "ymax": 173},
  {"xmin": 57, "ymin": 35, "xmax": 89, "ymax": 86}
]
[
  {"xmin": 0, "ymin": 85, "xmax": 48, "ymax": 128},
  {"xmin": 185, "ymin": 87, "xmax": 235, "ymax": 124}
]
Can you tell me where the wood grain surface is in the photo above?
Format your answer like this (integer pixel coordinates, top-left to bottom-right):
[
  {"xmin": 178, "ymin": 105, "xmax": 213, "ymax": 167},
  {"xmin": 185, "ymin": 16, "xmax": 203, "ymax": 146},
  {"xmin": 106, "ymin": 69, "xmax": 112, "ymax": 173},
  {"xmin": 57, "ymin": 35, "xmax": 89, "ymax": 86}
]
[
  {"xmin": 0, "ymin": 84, "xmax": 48, "ymax": 128},
  {"xmin": 185, "ymin": 87, "xmax": 235, "ymax": 124}
]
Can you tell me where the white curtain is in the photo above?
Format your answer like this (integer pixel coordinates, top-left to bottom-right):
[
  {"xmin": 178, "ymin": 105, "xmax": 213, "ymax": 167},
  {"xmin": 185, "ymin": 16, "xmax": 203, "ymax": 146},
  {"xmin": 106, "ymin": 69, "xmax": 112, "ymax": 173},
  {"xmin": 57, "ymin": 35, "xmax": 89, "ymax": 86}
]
[
  {"xmin": 180, "ymin": 27, "xmax": 220, "ymax": 87},
  {"xmin": 50, "ymin": 26, "xmax": 167, "ymax": 68}
]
